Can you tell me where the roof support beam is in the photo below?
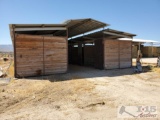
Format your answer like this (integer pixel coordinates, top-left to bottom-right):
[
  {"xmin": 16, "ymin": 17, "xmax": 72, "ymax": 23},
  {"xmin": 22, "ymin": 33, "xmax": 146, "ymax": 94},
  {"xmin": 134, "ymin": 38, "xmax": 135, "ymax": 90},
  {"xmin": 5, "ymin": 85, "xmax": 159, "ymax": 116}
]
[{"xmin": 14, "ymin": 27, "xmax": 67, "ymax": 31}]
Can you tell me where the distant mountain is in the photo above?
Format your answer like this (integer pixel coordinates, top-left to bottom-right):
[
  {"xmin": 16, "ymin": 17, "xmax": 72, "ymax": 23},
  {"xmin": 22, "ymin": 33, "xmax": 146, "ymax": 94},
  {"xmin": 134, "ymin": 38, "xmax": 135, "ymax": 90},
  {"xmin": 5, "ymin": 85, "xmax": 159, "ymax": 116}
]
[{"xmin": 0, "ymin": 45, "xmax": 13, "ymax": 52}]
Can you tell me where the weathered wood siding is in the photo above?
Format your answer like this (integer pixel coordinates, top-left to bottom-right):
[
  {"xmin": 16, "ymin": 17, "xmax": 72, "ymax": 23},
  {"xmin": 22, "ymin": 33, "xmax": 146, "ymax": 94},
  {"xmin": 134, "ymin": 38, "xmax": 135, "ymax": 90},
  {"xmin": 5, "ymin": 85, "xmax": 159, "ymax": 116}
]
[
  {"xmin": 142, "ymin": 47, "xmax": 158, "ymax": 57},
  {"xmin": 15, "ymin": 34, "xmax": 67, "ymax": 77},
  {"xmin": 104, "ymin": 39, "xmax": 119, "ymax": 69},
  {"xmin": 132, "ymin": 45, "xmax": 138, "ymax": 58},
  {"xmin": 104, "ymin": 39, "xmax": 132, "ymax": 69},
  {"xmin": 44, "ymin": 36, "xmax": 67, "ymax": 74},
  {"xmin": 15, "ymin": 34, "xmax": 44, "ymax": 77},
  {"xmin": 120, "ymin": 41, "xmax": 132, "ymax": 68}
]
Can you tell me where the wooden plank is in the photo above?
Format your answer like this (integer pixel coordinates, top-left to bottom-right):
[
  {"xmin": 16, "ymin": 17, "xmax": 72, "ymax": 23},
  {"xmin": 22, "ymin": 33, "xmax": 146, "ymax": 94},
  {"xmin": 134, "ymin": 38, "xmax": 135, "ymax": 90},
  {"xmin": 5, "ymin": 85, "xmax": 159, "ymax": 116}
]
[
  {"xmin": 44, "ymin": 51, "xmax": 67, "ymax": 56},
  {"xmin": 15, "ymin": 34, "xmax": 68, "ymax": 77},
  {"xmin": 16, "ymin": 55, "xmax": 43, "ymax": 58},
  {"xmin": 15, "ymin": 34, "xmax": 44, "ymax": 77},
  {"xmin": 44, "ymin": 36, "xmax": 66, "ymax": 40},
  {"xmin": 16, "ymin": 50, "xmax": 43, "ymax": 54},
  {"xmin": 16, "ymin": 72, "xmax": 43, "ymax": 77},
  {"xmin": 45, "ymin": 57, "xmax": 67, "ymax": 61},
  {"xmin": 105, "ymin": 64, "xmax": 119, "ymax": 69},
  {"xmin": 45, "ymin": 63, "xmax": 67, "ymax": 66},
  {"xmin": 120, "ymin": 41, "xmax": 132, "ymax": 68},
  {"xmin": 16, "ymin": 34, "xmax": 43, "ymax": 39},
  {"xmin": 104, "ymin": 39, "xmax": 119, "ymax": 69},
  {"xmin": 44, "ymin": 36, "xmax": 67, "ymax": 74},
  {"xmin": 45, "ymin": 67, "xmax": 67, "ymax": 70}
]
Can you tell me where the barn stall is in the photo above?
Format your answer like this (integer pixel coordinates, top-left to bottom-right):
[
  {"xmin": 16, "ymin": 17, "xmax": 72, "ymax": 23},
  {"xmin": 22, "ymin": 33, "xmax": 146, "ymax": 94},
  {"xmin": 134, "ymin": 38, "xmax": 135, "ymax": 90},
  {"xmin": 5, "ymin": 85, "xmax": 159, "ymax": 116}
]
[{"xmin": 69, "ymin": 29, "xmax": 136, "ymax": 69}]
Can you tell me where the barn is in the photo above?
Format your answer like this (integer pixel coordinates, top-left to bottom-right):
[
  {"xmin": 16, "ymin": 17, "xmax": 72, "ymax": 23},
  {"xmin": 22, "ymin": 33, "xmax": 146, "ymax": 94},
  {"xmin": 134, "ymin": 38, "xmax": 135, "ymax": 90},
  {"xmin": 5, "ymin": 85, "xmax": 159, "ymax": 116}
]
[{"xmin": 10, "ymin": 18, "xmax": 136, "ymax": 78}]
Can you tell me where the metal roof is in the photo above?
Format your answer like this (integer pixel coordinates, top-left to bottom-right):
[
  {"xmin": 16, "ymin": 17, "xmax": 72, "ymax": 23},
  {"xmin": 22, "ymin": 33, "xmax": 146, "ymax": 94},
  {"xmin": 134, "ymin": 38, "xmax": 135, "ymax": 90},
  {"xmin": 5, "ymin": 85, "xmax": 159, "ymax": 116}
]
[
  {"xmin": 9, "ymin": 18, "xmax": 108, "ymax": 42},
  {"xmin": 132, "ymin": 39, "xmax": 159, "ymax": 43},
  {"xmin": 105, "ymin": 29, "xmax": 136, "ymax": 37},
  {"xmin": 69, "ymin": 28, "xmax": 136, "ymax": 42},
  {"xmin": 10, "ymin": 24, "xmax": 67, "ymax": 35},
  {"xmin": 9, "ymin": 19, "xmax": 137, "ymax": 44},
  {"xmin": 12, "ymin": 24, "xmax": 66, "ymax": 28},
  {"xmin": 63, "ymin": 18, "xmax": 108, "ymax": 38},
  {"xmin": 119, "ymin": 38, "xmax": 159, "ymax": 43},
  {"xmin": 9, "ymin": 24, "xmax": 67, "ymax": 43}
]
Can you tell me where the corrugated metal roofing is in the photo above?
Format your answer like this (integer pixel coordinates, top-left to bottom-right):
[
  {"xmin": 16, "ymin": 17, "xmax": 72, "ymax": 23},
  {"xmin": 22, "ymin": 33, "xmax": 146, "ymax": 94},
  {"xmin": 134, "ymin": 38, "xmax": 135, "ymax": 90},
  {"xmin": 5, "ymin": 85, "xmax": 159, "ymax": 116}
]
[
  {"xmin": 9, "ymin": 24, "xmax": 67, "ymax": 42},
  {"xmin": 63, "ymin": 18, "xmax": 108, "ymax": 37},
  {"xmin": 119, "ymin": 38, "xmax": 159, "ymax": 43},
  {"xmin": 106, "ymin": 29, "xmax": 136, "ymax": 37}
]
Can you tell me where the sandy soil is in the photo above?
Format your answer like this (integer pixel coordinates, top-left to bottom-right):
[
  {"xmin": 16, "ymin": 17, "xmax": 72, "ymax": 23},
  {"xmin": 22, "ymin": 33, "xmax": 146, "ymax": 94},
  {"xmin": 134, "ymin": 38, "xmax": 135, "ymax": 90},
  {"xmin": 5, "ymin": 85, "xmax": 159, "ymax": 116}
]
[
  {"xmin": 0, "ymin": 63, "xmax": 160, "ymax": 120},
  {"xmin": 132, "ymin": 58, "xmax": 158, "ymax": 66}
]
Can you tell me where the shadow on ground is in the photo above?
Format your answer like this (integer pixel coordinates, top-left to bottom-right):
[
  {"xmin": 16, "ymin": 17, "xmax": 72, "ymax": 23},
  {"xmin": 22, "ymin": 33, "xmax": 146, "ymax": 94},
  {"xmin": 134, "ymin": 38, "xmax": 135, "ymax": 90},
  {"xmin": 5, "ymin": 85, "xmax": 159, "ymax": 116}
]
[{"xmin": 26, "ymin": 65, "xmax": 138, "ymax": 82}]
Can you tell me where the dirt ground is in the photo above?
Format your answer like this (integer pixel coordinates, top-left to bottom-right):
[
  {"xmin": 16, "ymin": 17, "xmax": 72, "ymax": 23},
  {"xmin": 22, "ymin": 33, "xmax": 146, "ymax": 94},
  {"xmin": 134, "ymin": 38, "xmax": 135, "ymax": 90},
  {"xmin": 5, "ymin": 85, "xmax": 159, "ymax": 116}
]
[
  {"xmin": 132, "ymin": 58, "xmax": 158, "ymax": 65},
  {"xmin": 0, "ymin": 58, "xmax": 160, "ymax": 120}
]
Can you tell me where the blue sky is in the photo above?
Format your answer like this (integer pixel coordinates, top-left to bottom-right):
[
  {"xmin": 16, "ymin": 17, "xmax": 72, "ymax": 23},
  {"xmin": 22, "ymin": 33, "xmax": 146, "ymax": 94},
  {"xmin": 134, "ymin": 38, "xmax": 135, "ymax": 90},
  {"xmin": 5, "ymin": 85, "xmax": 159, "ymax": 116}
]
[{"xmin": 0, "ymin": 0, "xmax": 160, "ymax": 44}]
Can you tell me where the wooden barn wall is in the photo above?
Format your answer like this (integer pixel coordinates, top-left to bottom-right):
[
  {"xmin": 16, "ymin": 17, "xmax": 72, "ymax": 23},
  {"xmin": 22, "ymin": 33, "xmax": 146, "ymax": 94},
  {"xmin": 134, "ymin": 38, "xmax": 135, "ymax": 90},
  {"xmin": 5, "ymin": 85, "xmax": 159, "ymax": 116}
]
[
  {"xmin": 104, "ymin": 39, "xmax": 119, "ymax": 69},
  {"xmin": 119, "ymin": 41, "xmax": 132, "ymax": 68},
  {"xmin": 104, "ymin": 39, "xmax": 132, "ymax": 69},
  {"xmin": 15, "ymin": 34, "xmax": 44, "ymax": 77},
  {"xmin": 15, "ymin": 34, "xmax": 67, "ymax": 77},
  {"xmin": 44, "ymin": 36, "xmax": 67, "ymax": 75},
  {"xmin": 142, "ymin": 47, "xmax": 158, "ymax": 57},
  {"xmin": 157, "ymin": 47, "xmax": 160, "ymax": 55},
  {"xmin": 132, "ymin": 45, "xmax": 138, "ymax": 58},
  {"xmin": 84, "ymin": 45, "xmax": 95, "ymax": 66}
]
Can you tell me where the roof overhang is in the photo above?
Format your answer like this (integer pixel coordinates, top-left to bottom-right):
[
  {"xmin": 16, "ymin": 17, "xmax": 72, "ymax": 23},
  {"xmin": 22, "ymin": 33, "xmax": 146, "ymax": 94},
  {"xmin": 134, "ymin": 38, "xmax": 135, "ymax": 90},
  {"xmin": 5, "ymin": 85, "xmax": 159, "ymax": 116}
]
[
  {"xmin": 63, "ymin": 18, "xmax": 108, "ymax": 38},
  {"xmin": 69, "ymin": 28, "xmax": 136, "ymax": 43},
  {"xmin": 104, "ymin": 29, "xmax": 136, "ymax": 39},
  {"xmin": 119, "ymin": 38, "xmax": 160, "ymax": 46},
  {"xmin": 9, "ymin": 24, "xmax": 67, "ymax": 42}
]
